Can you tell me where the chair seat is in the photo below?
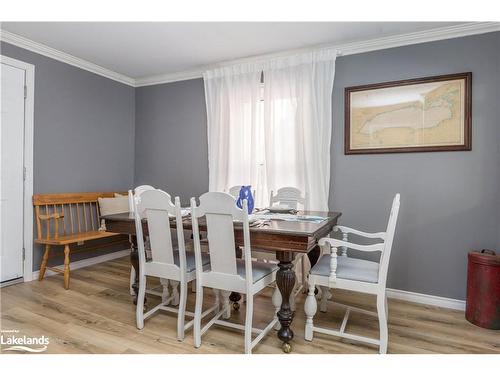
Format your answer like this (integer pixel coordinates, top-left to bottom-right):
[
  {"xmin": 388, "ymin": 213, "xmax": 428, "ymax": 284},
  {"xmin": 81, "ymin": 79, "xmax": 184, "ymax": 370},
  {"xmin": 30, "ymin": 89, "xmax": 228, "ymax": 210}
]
[
  {"xmin": 236, "ymin": 260, "xmax": 278, "ymax": 282},
  {"xmin": 174, "ymin": 251, "xmax": 210, "ymax": 272},
  {"xmin": 310, "ymin": 255, "xmax": 379, "ymax": 283}
]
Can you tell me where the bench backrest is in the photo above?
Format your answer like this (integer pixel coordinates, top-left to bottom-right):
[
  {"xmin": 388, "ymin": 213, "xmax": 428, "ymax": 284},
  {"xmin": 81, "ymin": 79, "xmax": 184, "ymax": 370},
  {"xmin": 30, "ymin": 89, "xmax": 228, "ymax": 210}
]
[{"xmin": 33, "ymin": 192, "xmax": 126, "ymax": 240}]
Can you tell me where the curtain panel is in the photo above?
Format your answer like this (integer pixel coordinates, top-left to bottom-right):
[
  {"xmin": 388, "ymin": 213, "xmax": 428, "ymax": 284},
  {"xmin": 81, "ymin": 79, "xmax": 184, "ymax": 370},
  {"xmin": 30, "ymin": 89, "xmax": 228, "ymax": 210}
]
[{"xmin": 203, "ymin": 49, "xmax": 336, "ymax": 210}]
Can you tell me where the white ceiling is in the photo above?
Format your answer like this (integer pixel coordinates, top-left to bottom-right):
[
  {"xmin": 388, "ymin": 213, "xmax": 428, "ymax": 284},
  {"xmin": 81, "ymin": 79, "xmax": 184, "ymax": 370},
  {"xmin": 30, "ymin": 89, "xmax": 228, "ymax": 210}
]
[{"xmin": 1, "ymin": 22, "xmax": 465, "ymax": 79}]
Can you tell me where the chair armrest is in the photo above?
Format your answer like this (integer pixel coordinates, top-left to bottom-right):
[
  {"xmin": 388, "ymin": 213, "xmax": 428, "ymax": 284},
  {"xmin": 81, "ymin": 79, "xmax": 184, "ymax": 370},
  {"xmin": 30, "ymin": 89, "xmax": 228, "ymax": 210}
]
[
  {"xmin": 333, "ymin": 225, "xmax": 385, "ymax": 240},
  {"xmin": 318, "ymin": 237, "xmax": 384, "ymax": 252}
]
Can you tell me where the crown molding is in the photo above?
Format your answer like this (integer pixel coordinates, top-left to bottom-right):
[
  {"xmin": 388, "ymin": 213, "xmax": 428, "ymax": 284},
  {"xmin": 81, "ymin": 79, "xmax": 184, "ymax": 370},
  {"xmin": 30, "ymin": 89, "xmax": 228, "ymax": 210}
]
[
  {"xmin": 135, "ymin": 69, "xmax": 204, "ymax": 87},
  {"xmin": 2, "ymin": 22, "xmax": 500, "ymax": 88},
  {"xmin": 135, "ymin": 21, "xmax": 500, "ymax": 87},
  {"xmin": 0, "ymin": 29, "xmax": 136, "ymax": 87},
  {"xmin": 337, "ymin": 21, "xmax": 500, "ymax": 56}
]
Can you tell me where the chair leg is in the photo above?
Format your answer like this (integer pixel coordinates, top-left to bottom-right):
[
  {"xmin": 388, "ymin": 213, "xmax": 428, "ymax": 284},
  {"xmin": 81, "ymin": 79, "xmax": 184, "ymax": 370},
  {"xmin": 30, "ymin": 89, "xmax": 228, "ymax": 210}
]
[
  {"xmin": 213, "ymin": 288, "xmax": 220, "ymax": 313},
  {"xmin": 193, "ymin": 280, "xmax": 204, "ymax": 348},
  {"xmin": 177, "ymin": 280, "xmax": 188, "ymax": 341},
  {"xmin": 301, "ymin": 255, "xmax": 307, "ymax": 287},
  {"xmin": 289, "ymin": 290, "xmax": 296, "ymax": 312},
  {"xmin": 39, "ymin": 245, "xmax": 51, "ymax": 281},
  {"xmin": 129, "ymin": 266, "xmax": 136, "ymax": 295},
  {"xmin": 136, "ymin": 275, "xmax": 146, "ymax": 329},
  {"xmin": 320, "ymin": 286, "xmax": 331, "ymax": 313},
  {"xmin": 377, "ymin": 292, "xmax": 388, "ymax": 354},
  {"xmin": 272, "ymin": 287, "xmax": 282, "ymax": 330},
  {"xmin": 160, "ymin": 278, "xmax": 170, "ymax": 304},
  {"xmin": 170, "ymin": 280, "xmax": 180, "ymax": 306},
  {"xmin": 63, "ymin": 245, "xmax": 71, "ymax": 289},
  {"xmin": 304, "ymin": 278, "xmax": 317, "ymax": 341},
  {"xmin": 221, "ymin": 290, "xmax": 231, "ymax": 319},
  {"xmin": 244, "ymin": 293, "xmax": 254, "ymax": 354}
]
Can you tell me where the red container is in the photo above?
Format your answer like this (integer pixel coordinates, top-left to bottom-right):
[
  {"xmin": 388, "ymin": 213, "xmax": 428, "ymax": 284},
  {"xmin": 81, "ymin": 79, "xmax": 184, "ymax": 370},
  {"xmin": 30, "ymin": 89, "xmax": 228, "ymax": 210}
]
[{"xmin": 466, "ymin": 250, "xmax": 500, "ymax": 329}]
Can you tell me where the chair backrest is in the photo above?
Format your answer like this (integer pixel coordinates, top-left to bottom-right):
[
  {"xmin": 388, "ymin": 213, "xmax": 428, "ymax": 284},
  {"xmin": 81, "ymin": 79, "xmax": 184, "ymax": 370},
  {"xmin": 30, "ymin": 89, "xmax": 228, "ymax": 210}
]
[
  {"xmin": 33, "ymin": 192, "xmax": 126, "ymax": 239},
  {"xmin": 378, "ymin": 194, "xmax": 401, "ymax": 286},
  {"xmin": 227, "ymin": 185, "xmax": 256, "ymax": 201},
  {"xmin": 134, "ymin": 189, "xmax": 187, "ymax": 278},
  {"xmin": 134, "ymin": 185, "xmax": 155, "ymax": 196},
  {"xmin": 227, "ymin": 186, "xmax": 242, "ymax": 198},
  {"xmin": 269, "ymin": 187, "xmax": 306, "ymax": 210},
  {"xmin": 191, "ymin": 192, "xmax": 253, "ymax": 288},
  {"xmin": 129, "ymin": 185, "xmax": 156, "ymax": 213}
]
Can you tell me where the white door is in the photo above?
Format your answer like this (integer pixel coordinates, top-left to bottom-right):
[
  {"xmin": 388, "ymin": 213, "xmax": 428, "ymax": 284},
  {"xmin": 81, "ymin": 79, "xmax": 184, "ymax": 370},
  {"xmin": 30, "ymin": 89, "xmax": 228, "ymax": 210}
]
[{"xmin": 0, "ymin": 62, "xmax": 26, "ymax": 283}]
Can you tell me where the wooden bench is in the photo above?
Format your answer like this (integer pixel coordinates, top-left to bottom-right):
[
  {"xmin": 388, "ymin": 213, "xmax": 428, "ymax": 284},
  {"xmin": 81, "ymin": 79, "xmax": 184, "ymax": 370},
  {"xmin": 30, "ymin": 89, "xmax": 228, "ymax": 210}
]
[{"xmin": 33, "ymin": 192, "xmax": 128, "ymax": 289}]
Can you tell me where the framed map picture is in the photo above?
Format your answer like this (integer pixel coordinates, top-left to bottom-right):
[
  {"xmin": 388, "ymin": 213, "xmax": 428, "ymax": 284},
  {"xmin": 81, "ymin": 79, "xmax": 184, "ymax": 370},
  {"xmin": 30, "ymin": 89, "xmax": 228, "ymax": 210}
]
[{"xmin": 345, "ymin": 72, "xmax": 472, "ymax": 154}]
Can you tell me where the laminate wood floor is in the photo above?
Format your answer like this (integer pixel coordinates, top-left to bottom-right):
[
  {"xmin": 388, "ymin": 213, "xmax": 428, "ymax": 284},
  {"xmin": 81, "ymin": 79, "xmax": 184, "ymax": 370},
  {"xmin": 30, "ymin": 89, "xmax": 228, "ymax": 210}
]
[{"xmin": 1, "ymin": 256, "xmax": 498, "ymax": 354}]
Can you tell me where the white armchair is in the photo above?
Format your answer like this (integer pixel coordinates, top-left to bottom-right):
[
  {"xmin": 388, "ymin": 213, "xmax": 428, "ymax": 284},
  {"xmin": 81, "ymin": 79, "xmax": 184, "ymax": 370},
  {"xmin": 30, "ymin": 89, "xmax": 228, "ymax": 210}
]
[{"xmin": 304, "ymin": 194, "xmax": 401, "ymax": 354}]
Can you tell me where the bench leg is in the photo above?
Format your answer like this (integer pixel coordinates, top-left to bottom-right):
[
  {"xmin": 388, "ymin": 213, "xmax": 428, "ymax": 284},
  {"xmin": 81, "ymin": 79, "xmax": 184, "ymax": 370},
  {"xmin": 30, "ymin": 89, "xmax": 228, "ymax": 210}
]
[
  {"xmin": 39, "ymin": 245, "xmax": 51, "ymax": 281},
  {"xmin": 63, "ymin": 244, "xmax": 71, "ymax": 289}
]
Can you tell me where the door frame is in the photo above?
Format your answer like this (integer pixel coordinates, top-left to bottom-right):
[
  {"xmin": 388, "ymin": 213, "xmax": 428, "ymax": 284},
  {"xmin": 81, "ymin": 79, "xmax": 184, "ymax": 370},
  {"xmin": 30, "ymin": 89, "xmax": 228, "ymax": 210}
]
[{"xmin": 1, "ymin": 55, "xmax": 35, "ymax": 282}]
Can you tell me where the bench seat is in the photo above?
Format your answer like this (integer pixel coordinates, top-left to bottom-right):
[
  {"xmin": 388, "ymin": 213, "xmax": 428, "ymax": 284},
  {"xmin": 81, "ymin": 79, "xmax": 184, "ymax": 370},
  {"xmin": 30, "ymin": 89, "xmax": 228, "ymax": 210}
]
[{"xmin": 34, "ymin": 230, "xmax": 119, "ymax": 245}]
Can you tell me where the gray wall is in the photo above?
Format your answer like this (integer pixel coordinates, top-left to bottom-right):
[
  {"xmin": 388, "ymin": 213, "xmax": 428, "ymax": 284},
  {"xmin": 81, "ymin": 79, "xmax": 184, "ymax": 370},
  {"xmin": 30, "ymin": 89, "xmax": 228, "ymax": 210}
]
[
  {"xmin": 1, "ymin": 42, "xmax": 136, "ymax": 270},
  {"xmin": 135, "ymin": 79, "xmax": 208, "ymax": 205},
  {"xmin": 134, "ymin": 32, "xmax": 500, "ymax": 300},
  {"xmin": 330, "ymin": 32, "xmax": 500, "ymax": 300}
]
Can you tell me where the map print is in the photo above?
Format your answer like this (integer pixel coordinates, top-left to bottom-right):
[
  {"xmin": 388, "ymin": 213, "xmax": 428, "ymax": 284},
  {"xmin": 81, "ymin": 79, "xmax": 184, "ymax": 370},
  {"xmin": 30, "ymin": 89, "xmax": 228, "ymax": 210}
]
[{"xmin": 350, "ymin": 79, "xmax": 465, "ymax": 150}]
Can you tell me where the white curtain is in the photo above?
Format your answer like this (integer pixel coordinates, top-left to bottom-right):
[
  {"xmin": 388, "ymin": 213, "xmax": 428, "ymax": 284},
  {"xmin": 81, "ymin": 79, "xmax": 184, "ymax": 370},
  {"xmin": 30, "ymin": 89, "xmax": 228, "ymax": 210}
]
[
  {"xmin": 204, "ymin": 64, "xmax": 262, "ymax": 196},
  {"xmin": 204, "ymin": 49, "xmax": 336, "ymax": 210}
]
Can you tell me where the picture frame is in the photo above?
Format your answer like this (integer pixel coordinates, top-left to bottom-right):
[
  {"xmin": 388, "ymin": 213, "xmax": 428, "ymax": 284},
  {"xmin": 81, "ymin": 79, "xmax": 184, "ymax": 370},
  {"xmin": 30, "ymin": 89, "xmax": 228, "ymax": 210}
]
[{"xmin": 344, "ymin": 72, "xmax": 472, "ymax": 154}]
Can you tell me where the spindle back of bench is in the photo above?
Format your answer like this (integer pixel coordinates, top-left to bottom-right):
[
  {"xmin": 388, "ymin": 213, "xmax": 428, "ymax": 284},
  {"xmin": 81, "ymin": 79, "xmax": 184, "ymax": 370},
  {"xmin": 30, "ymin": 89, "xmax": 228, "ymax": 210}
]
[{"xmin": 33, "ymin": 192, "xmax": 127, "ymax": 240}]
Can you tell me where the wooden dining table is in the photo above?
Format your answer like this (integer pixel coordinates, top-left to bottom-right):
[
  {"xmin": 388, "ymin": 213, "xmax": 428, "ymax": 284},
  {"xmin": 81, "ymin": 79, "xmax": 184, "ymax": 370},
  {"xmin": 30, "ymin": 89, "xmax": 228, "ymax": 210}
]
[{"xmin": 102, "ymin": 210, "xmax": 341, "ymax": 353}]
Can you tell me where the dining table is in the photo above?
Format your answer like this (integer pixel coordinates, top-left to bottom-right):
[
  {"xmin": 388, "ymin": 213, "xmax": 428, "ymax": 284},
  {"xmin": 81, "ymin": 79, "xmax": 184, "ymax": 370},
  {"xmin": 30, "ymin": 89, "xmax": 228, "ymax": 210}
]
[{"xmin": 102, "ymin": 209, "xmax": 341, "ymax": 353}]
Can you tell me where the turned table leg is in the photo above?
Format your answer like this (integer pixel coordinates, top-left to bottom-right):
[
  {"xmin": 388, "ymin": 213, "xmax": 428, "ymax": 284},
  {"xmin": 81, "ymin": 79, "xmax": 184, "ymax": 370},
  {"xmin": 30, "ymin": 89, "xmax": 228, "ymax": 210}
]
[
  {"xmin": 276, "ymin": 252, "xmax": 296, "ymax": 353},
  {"xmin": 229, "ymin": 291, "xmax": 242, "ymax": 310},
  {"xmin": 230, "ymin": 244, "xmax": 243, "ymax": 310},
  {"xmin": 307, "ymin": 245, "xmax": 321, "ymax": 295},
  {"xmin": 129, "ymin": 235, "xmax": 146, "ymax": 306}
]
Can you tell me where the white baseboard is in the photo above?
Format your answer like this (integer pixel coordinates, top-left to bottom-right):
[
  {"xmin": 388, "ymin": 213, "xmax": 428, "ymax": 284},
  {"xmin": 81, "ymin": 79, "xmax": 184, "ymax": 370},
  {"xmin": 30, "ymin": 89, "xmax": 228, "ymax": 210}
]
[
  {"xmin": 32, "ymin": 249, "xmax": 129, "ymax": 280},
  {"xmin": 387, "ymin": 288, "xmax": 466, "ymax": 311},
  {"xmin": 29, "ymin": 249, "xmax": 466, "ymax": 311}
]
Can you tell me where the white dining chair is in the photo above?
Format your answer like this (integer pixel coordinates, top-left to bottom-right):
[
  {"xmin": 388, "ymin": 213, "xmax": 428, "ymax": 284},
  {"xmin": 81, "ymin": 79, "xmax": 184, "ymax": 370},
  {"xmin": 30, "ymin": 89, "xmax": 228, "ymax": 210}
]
[
  {"xmin": 134, "ymin": 184, "xmax": 156, "ymax": 198},
  {"xmin": 304, "ymin": 194, "xmax": 401, "ymax": 354},
  {"xmin": 134, "ymin": 188, "xmax": 214, "ymax": 341},
  {"xmin": 269, "ymin": 187, "xmax": 307, "ymax": 210},
  {"xmin": 128, "ymin": 185, "xmax": 156, "ymax": 295},
  {"xmin": 130, "ymin": 185, "xmax": 190, "ymax": 303},
  {"xmin": 191, "ymin": 192, "xmax": 280, "ymax": 354}
]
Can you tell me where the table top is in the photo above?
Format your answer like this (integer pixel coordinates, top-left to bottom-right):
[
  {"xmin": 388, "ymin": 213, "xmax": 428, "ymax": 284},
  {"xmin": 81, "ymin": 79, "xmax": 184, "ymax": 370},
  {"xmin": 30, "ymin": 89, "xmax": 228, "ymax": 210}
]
[{"xmin": 102, "ymin": 210, "xmax": 341, "ymax": 237}]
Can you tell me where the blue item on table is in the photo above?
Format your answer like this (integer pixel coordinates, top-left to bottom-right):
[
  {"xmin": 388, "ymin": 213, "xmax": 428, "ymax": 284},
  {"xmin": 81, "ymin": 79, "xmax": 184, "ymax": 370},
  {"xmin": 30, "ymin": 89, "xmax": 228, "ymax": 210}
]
[{"xmin": 236, "ymin": 185, "xmax": 254, "ymax": 214}]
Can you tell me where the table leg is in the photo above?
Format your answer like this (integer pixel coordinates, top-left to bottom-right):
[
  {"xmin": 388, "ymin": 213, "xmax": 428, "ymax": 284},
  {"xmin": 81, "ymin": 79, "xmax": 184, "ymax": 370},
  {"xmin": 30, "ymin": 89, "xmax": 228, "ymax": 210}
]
[
  {"xmin": 230, "ymin": 245, "xmax": 243, "ymax": 310},
  {"xmin": 307, "ymin": 245, "xmax": 321, "ymax": 295},
  {"xmin": 276, "ymin": 252, "xmax": 296, "ymax": 353},
  {"xmin": 129, "ymin": 235, "xmax": 146, "ymax": 306},
  {"xmin": 229, "ymin": 292, "xmax": 242, "ymax": 310},
  {"xmin": 307, "ymin": 245, "xmax": 321, "ymax": 268}
]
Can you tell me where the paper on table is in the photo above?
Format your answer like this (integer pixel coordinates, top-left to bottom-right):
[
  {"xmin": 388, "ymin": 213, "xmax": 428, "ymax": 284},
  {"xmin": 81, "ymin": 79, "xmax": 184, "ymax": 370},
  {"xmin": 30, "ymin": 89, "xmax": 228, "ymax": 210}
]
[
  {"xmin": 168, "ymin": 208, "xmax": 191, "ymax": 218},
  {"xmin": 250, "ymin": 213, "xmax": 326, "ymax": 223}
]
